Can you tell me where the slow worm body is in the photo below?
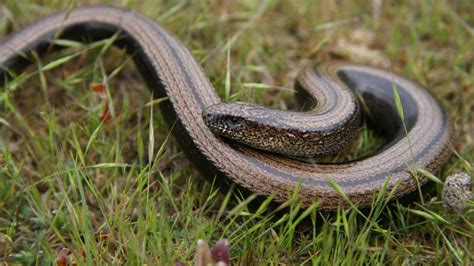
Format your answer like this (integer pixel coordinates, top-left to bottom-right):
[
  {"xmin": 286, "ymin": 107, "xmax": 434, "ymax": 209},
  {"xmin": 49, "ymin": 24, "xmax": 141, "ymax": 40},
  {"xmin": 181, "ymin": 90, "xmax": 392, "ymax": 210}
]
[{"xmin": 0, "ymin": 7, "xmax": 451, "ymax": 209}]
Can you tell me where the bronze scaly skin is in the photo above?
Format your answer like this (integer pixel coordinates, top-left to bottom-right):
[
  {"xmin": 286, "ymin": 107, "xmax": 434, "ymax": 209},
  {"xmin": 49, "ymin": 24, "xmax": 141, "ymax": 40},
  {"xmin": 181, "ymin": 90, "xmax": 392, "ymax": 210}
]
[{"xmin": 0, "ymin": 6, "xmax": 452, "ymax": 209}]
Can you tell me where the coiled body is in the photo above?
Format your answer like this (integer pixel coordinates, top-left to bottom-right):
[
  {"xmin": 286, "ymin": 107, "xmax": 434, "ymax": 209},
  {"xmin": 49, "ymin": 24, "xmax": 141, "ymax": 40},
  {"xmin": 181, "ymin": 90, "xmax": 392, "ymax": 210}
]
[{"xmin": 0, "ymin": 6, "xmax": 451, "ymax": 209}]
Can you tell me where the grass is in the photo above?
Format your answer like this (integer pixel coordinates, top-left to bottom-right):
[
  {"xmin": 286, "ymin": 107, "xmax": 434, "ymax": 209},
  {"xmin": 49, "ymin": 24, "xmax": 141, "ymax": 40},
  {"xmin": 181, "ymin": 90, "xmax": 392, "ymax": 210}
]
[{"xmin": 0, "ymin": 0, "xmax": 473, "ymax": 264}]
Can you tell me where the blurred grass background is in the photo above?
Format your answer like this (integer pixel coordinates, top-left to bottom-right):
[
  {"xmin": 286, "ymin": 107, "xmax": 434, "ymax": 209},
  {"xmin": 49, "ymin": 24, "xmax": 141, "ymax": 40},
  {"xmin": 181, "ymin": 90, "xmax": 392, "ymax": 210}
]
[{"xmin": 0, "ymin": 0, "xmax": 472, "ymax": 264}]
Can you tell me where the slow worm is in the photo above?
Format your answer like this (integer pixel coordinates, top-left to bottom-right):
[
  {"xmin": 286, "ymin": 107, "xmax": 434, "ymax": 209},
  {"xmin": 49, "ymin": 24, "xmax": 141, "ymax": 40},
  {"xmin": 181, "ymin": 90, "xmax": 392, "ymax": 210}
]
[{"xmin": 0, "ymin": 6, "xmax": 452, "ymax": 209}]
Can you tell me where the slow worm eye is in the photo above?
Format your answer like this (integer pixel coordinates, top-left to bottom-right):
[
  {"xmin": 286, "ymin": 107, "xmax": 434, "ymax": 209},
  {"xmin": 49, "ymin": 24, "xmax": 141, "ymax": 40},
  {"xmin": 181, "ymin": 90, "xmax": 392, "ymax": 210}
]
[{"xmin": 227, "ymin": 117, "xmax": 242, "ymax": 127}]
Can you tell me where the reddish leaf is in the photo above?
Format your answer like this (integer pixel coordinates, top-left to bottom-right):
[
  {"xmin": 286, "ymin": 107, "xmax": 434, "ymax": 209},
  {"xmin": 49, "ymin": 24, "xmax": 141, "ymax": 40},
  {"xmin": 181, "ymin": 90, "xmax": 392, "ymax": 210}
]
[
  {"xmin": 211, "ymin": 239, "xmax": 230, "ymax": 265},
  {"xmin": 91, "ymin": 83, "xmax": 107, "ymax": 99},
  {"xmin": 91, "ymin": 83, "xmax": 113, "ymax": 122},
  {"xmin": 100, "ymin": 103, "xmax": 112, "ymax": 122},
  {"xmin": 55, "ymin": 248, "xmax": 69, "ymax": 266},
  {"xmin": 82, "ymin": 245, "xmax": 86, "ymax": 261}
]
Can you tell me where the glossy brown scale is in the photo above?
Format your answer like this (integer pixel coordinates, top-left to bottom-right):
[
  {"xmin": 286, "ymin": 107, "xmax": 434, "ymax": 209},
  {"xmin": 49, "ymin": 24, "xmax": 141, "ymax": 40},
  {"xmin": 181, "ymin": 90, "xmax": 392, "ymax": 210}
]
[{"xmin": 0, "ymin": 6, "xmax": 451, "ymax": 209}]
